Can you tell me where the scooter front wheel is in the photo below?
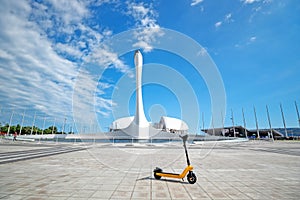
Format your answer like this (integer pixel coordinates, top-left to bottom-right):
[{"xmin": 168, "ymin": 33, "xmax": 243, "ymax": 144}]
[{"xmin": 187, "ymin": 172, "xmax": 197, "ymax": 184}]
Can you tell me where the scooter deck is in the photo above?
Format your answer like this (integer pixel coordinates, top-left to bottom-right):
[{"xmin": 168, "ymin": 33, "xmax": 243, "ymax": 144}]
[{"xmin": 158, "ymin": 172, "xmax": 180, "ymax": 176}]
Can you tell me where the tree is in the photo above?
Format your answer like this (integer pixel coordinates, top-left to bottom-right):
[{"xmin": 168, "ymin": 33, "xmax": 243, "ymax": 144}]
[
  {"xmin": 1, "ymin": 124, "xmax": 9, "ymax": 133},
  {"xmin": 43, "ymin": 128, "xmax": 52, "ymax": 134},
  {"xmin": 16, "ymin": 124, "xmax": 21, "ymax": 133},
  {"xmin": 22, "ymin": 126, "xmax": 31, "ymax": 135},
  {"xmin": 48, "ymin": 126, "xmax": 57, "ymax": 134}
]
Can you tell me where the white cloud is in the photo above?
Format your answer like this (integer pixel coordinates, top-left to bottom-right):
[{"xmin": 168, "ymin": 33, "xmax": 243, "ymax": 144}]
[
  {"xmin": 84, "ymin": 45, "xmax": 133, "ymax": 78},
  {"xmin": 225, "ymin": 13, "xmax": 233, "ymax": 22},
  {"xmin": 250, "ymin": 36, "xmax": 257, "ymax": 42},
  {"xmin": 246, "ymin": 0, "xmax": 273, "ymax": 22},
  {"xmin": 197, "ymin": 47, "xmax": 208, "ymax": 56},
  {"xmin": 48, "ymin": 0, "xmax": 89, "ymax": 24},
  {"xmin": 126, "ymin": 2, "xmax": 164, "ymax": 52},
  {"xmin": 0, "ymin": 0, "xmax": 131, "ymax": 129},
  {"xmin": 191, "ymin": 0, "xmax": 204, "ymax": 6},
  {"xmin": 234, "ymin": 36, "xmax": 257, "ymax": 48},
  {"xmin": 215, "ymin": 21, "xmax": 222, "ymax": 28},
  {"xmin": 215, "ymin": 13, "xmax": 233, "ymax": 29},
  {"xmin": 0, "ymin": 5, "xmax": 73, "ymax": 106},
  {"xmin": 243, "ymin": 0, "xmax": 270, "ymax": 4},
  {"xmin": 243, "ymin": 0, "xmax": 272, "ymax": 5},
  {"xmin": 244, "ymin": 0, "xmax": 257, "ymax": 4}
]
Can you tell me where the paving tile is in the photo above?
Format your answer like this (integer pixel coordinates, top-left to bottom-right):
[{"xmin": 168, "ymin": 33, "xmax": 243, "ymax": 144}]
[
  {"xmin": 169, "ymin": 189, "xmax": 192, "ymax": 199},
  {"xmin": 0, "ymin": 194, "xmax": 26, "ymax": 200},
  {"xmin": 152, "ymin": 191, "xmax": 171, "ymax": 199},
  {"xmin": 207, "ymin": 191, "xmax": 230, "ymax": 199},
  {"xmin": 242, "ymin": 192, "xmax": 270, "ymax": 199},
  {"xmin": 110, "ymin": 190, "xmax": 132, "ymax": 199},
  {"xmin": 23, "ymin": 195, "xmax": 50, "ymax": 200},
  {"xmin": 131, "ymin": 190, "xmax": 150, "ymax": 199},
  {"xmin": 90, "ymin": 190, "xmax": 114, "ymax": 198},
  {"xmin": 99, "ymin": 184, "xmax": 118, "ymax": 191},
  {"xmin": 116, "ymin": 185, "xmax": 135, "ymax": 191},
  {"xmin": 188, "ymin": 191, "xmax": 211, "ymax": 200},
  {"xmin": 71, "ymin": 189, "xmax": 95, "ymax": 198}
]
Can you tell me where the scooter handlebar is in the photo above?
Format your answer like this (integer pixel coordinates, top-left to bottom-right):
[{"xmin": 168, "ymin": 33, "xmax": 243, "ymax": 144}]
[{"xmin": 179, "ymin": 134, "xmax": 188, "ymax": 143}]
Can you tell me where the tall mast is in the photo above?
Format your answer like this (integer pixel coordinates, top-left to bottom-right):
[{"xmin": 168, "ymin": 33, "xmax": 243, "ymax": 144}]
[
  {"xmin": 19, "ymin": 110, "xmax": 25, "ymax": 135},
  {"xmin": 7, "ymin": 109, "xmax": 14, "ymax": 135},
  {"xmin": 231, "ymin": 109, "xmax": 236, "ymax": 137},
  {"xmin": 295, "ymin": 101, "xmax": 300, "ymax": 127},
  {"xmin": 242, "ymin": 108, "xmax": 247, "ymax": 138},
  {"xmin": 253, "ymin": 106, "xmax": 260, "ymax": 139},
  {"xmin": 202, "ymin": 112, "xmax": 205, "ymax": 131},
  {"xmin": 266, "ymin": 105, "xmax": 274, "ymax": 141},
  {"xmin": 280, "ymin": 103, "xmax": 288, "ymax": 138},
  {"xmin": 30, "ymin": 112, "xmax": 36, "ymax": 135}
]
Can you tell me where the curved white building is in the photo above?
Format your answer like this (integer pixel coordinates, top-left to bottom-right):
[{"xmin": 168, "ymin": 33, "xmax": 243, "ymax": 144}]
[
  {"xmin": 109, "ymin": 116, "xmax": 134, "ymax": 131},
  {"xmin": 158, "ymin": 116, "xmax": 188, "ymax": 134},
  {"xmin": 110, "ymin": 50, "xmax": 188, "ymax": 139}
]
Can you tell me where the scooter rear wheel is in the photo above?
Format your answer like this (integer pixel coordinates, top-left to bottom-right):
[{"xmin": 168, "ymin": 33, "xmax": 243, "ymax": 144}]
[
  {"xmin": 187, "ymin": 172, "xmax": 197, "ymax": 184},
  {"xmin": 153, "ymin": 168, "xmax": 162, "ymax": 180},
  {"xmin": 154, "ymin": 173, "xmax": 161, "ymax": 180}
]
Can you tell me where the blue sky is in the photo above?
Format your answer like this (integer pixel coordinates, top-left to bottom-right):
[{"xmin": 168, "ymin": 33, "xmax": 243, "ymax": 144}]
[{"xmin": 0, "ymin": 0, "xmax": 299, "ymax": 133}]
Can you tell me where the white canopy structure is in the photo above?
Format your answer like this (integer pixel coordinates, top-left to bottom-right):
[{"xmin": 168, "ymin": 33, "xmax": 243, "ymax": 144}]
[
  {"xmin": 158, "ymin": 116, "xmax": 188, "ymax": 133},
  {"xmin": 109, "ymin": 116, "xmax": 134, "ymax": 131}
]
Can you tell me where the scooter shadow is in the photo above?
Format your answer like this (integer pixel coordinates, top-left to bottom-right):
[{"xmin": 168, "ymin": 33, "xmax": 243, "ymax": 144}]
[{"xmin": 136, "ymin": 176, "xmax": 189, "ymax": 184}]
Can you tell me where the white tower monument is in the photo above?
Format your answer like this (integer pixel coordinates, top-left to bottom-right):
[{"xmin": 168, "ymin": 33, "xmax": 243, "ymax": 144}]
[
  {"xmin": 109, "ymin": 50, "xmax": 188, "ymax": 139},
  {"xmin": 133, "ymin": 50, "xmax": 149, "ymax": 128}
]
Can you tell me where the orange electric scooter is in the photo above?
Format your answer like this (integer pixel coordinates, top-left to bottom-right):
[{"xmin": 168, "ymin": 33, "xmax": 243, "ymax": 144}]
[{"xmin": 153, "ymin": 134, "xmax": 197, "ymax": 184}]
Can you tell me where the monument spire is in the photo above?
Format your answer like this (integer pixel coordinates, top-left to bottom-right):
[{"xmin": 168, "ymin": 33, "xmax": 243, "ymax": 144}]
[{"xmin": 133, "ymin": 50, "xmax": 148, "ymax": 127}]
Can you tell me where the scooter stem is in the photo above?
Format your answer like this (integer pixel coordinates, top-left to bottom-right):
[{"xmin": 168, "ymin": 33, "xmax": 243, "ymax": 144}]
[{"xmin": 181, "ymin": 135, "xmax": 191, "ymax": 166}]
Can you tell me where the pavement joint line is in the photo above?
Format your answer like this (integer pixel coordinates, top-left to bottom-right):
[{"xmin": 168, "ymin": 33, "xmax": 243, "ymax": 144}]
[
  {"xmin": 129, "ymin": 169, "xmax": 139, "ymax": 199},
  {"xmin": 110, "ymin": 157, "xmax": 137, "ymax": 199},
  {"xmin": 0, "ymin": 147, "xmax": 87, "ymax": 164},
  {"xmin": 182, "ymin": 182, "xmax": 193, "ymax": 200},
  {"xmin": 0, "ymin": 146, "xmax": 83, "ymax": 159}
]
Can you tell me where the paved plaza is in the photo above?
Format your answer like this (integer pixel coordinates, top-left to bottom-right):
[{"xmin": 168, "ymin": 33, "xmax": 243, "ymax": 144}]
[{"xmin": 0, "ymin": 139, "xmax": 299, "ymax": 199}]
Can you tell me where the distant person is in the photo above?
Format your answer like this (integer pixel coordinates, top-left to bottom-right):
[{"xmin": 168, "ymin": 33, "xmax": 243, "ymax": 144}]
[{"xmin": 13, "ymin": 132, "xmax": 17, "ymax": 141}]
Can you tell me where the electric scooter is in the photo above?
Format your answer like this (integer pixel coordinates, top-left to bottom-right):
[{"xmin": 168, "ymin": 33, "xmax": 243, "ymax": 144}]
[{"xmin": 153, "ymin": 134, "xmax": 197, "ymax": 184}]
